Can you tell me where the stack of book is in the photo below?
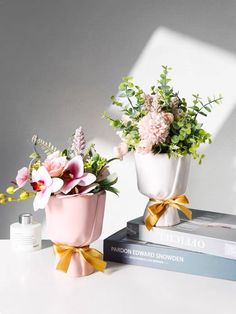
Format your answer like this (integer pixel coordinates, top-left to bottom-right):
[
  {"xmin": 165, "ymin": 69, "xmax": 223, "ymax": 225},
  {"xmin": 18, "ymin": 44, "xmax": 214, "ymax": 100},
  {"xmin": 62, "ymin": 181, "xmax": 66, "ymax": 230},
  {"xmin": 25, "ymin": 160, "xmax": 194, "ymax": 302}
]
[{"xmin": 104, "ymin": 209, "xmax": 236, "ymax": 281}]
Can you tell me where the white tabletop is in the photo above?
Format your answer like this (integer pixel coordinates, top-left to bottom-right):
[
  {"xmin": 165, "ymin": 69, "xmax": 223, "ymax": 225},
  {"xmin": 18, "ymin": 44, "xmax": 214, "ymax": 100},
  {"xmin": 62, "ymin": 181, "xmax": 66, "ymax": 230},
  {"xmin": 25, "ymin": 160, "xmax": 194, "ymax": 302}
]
[{"xmin": 0, "ymin": 239, "xmax": 236, "ymax": 314}]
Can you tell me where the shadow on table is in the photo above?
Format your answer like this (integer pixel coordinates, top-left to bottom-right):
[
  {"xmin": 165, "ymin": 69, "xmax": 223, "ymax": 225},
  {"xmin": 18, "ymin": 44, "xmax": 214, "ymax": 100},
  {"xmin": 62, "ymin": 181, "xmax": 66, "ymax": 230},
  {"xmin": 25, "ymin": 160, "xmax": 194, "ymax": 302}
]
[
  {"xmin": 41, "ymin": 239, "xmax": 53, "ymax": 250},
  {"xmin": 105, "ymin": 261, "xmax": 125, "ymax": 274}
]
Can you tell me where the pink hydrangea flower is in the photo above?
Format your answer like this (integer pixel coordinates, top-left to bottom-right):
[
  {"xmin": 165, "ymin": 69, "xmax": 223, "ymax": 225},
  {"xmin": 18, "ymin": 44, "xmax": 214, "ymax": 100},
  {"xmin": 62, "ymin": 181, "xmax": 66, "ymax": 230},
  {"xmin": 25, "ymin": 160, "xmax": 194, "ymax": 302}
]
[
  {"xmin": 60, "ymin": 156, "xmax": 96, "ymax": 194},
  {"xmin": 137, "ymin": 111, "xmax": 174, "ymax": 149},
  {"xmin": 114, "ymin": 142, "xmax": 128, "ymax": 160},
  {"xmin": 43, "ymin": 151, "xmax": 67, "ymax": 177},
  {"xmin": 144, "ymin": 94, "xmax": 161, "ymax": 112},
  {"xmin": 136, "ymin": 139, "xmax": 153, "ymax": 154},
  {"xmin": 16, "ymin": 167, "xmax": 29, "ymax": 188},
  {"xmin": 31, "ymin": 166, "xmax": 63, "ymax": 211},
  {"xmin": 163, "ymin": 112, "xmax": 174, "ymax": 124}
]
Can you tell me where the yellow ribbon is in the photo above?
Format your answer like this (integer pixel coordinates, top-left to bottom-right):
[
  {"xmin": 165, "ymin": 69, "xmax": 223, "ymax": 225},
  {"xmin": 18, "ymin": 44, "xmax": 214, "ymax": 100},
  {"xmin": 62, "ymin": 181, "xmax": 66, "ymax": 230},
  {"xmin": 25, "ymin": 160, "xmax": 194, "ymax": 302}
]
[
  {"xmin": 53, "ymin": 243, "xmax": 107, "ymax": 273},
  {"xmin": 145, "ymin": 194, "xmax": 192, "ymax": 231}
]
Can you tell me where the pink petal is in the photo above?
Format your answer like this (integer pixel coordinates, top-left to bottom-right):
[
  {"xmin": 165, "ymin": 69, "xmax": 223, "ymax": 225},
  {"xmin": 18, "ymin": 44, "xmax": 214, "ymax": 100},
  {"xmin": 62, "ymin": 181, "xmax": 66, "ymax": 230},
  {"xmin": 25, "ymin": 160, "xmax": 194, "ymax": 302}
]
[
  {"xmin": 32, "ymin": 166, "xmax": 52, "ymax": 187},
  {"xmin": 46, "ymin": 151, "xmax": 60, "ymax": 160},
  {"xmin": 79, "ymin": 183, "xmax": 98, "ymax": 195},
  {"xmin": 65, "ymin": 156, "xmax": 84, "ymax": 178},
  {"xmin": 37, "ymin": 166, "xmax": 52, "ymax": 186},
  {"xmin": 33, "ymin": 188, "xmax": 51, "ymax": 211},
  {"xmin": 32, "ymin": 169, "xmax": 40, "ymax": 183},
  {"xmin": 60, "ymin": 178, "xmax": 81, "ymax": 194},
  {"xmin": 78, "ymin": 173, "xmax": 96, "ymax": 186},
  {"xmin": 16, "ymin": 167, "xmax": 29, "ymax": 188},
  {"xmin": 51, "ymin": 178, "xmax": 64, "ymax": 193}
]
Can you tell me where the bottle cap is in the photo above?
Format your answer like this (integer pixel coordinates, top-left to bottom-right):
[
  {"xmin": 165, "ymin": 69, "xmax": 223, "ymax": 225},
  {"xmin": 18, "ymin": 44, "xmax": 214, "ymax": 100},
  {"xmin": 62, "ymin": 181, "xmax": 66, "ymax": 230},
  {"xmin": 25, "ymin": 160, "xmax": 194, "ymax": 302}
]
[{"xmin": 19, "ymin": 213, "xmax": 33, "ymax": 224}]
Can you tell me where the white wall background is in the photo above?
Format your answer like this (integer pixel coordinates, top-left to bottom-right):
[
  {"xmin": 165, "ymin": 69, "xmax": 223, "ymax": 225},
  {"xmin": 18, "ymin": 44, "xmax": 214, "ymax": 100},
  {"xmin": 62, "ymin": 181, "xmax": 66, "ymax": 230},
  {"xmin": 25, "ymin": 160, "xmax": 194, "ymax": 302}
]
[{"xmin": 0, "ymin": 0, "xmax": 236, "ymax": 239}]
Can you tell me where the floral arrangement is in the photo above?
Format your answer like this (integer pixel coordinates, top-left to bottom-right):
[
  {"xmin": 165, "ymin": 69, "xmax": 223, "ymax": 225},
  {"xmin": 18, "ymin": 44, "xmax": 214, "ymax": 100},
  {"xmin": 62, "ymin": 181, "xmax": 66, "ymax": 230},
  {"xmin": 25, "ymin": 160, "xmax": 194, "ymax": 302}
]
[
  {"xmin": 0, "ymin": 127, "xmax": 118, "ymax": 210},
  {"xmin": 104, "ymin": 66, "xmax": 222, "ymax": 163}
]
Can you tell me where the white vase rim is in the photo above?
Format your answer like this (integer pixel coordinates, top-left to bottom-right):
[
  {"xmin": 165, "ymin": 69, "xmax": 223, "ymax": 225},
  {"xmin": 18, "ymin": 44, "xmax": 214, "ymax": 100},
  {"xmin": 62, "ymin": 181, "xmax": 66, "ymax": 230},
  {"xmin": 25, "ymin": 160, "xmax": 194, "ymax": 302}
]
[{"xmin": 134, "ymin": 151, "xmax": 191, "ymax": 159}]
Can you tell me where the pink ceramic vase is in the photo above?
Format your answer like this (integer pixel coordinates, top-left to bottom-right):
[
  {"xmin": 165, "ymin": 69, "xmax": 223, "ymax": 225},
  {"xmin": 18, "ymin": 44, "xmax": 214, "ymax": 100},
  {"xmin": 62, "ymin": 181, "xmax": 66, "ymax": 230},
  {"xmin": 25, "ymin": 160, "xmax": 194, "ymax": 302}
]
[{"xmin": 45, "ymin": 191, "xmax": 106, "ymax": 277}]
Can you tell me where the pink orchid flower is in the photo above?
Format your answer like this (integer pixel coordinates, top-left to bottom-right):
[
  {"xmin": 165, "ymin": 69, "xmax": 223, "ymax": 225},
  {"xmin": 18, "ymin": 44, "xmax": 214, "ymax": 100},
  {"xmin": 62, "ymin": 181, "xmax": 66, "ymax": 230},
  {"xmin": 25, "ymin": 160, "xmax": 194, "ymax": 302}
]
[
  {"xmin": 16, "ymin": 167, "xmax": 29, "ymax": 188},
  {"xmin": 31, "ymin": 166, "xmax": 63, "ymax": 211},
  {"xmin": 61, "ymin": 156, "xmax": 96, "ymax": 194}
]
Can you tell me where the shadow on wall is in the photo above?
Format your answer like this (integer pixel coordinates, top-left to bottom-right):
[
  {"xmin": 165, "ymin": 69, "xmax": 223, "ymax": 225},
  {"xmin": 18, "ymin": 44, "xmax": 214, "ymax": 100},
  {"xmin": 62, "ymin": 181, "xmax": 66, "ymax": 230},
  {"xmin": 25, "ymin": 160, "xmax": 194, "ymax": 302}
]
[
  {"xmin": 189, "ymin": 103, "xmax": 236, "ymax": 213},
  {"xmin": 105, "ymin": 27, "xmax": 236, "ymax": 217}
]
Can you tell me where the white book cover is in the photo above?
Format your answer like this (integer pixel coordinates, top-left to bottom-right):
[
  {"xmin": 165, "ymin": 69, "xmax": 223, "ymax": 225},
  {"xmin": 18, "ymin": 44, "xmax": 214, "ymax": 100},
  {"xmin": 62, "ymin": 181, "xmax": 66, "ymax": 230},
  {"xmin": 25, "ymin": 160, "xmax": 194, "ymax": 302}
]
[{"xmin": 127, "ymin": 209, "xmax": 236, "ymax": 260}]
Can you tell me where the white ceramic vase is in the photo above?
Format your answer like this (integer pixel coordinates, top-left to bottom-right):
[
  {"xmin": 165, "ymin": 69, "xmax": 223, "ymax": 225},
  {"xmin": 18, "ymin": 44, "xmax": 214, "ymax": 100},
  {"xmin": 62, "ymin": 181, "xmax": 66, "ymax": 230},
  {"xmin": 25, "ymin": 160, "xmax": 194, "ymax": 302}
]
[{"xmin": 134, "ymin": 152, "xmax": 191, "ymax": 227}]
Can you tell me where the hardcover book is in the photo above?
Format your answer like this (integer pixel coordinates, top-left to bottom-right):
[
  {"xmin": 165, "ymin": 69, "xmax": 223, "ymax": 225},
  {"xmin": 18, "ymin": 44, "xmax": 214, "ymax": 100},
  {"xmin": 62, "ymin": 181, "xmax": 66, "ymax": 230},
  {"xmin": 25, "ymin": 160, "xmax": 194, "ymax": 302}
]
[
  {"xmin": 127, "ymin": 209, "xmax": 236, "ymax": 260},
  {"xmin": 104, "ymin": 228, "xmax": 236, "ymax": 281}
]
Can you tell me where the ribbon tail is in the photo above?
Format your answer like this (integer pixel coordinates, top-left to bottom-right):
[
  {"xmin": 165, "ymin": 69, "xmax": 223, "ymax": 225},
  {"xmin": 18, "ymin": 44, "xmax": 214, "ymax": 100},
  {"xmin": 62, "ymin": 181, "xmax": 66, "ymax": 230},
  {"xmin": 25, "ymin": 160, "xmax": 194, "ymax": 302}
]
[
  {"xmin": 145, "ymin": 203, "xmax": 167, "ymax": 231},
  {"xmin": 179, "ymin": 204, "xmax": 192, "ymax": 220},
  {"xmin": 80, "ymin": 249, "xmax": 107, "ymax": 272},
  {"xmin": 171, "ymin": 203, "xmax": 192, "ymax": 220},
  {"xmin": 145, "ymin": 214, "xmax": 158, "ymax": 231},
  {"xmin": 175, "ymin": 194, "xmax": 189, "ymax": 204},
  {"xmin": 54, "ymin": 247, "xmax": 74, "ymax": 273}
]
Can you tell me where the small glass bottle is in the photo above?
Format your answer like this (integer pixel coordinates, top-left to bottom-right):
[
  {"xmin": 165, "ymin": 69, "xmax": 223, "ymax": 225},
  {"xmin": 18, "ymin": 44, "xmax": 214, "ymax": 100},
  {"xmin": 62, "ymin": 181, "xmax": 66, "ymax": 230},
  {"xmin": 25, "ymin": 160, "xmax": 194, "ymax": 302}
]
[{"xmin": 10, "ymin": 213, "xmax": 42, "ymax": 252}]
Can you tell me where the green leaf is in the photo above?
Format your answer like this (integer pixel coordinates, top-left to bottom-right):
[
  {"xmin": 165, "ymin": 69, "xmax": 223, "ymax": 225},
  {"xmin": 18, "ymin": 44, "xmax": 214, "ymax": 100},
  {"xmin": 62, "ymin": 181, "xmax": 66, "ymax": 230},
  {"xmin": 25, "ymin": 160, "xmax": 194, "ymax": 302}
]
[
  {"xmin": 32, "ymin": 136, "xmax": 59, "ymax": 156},
  {"xmin": 195, "ymin": 123, "xmax": 203, "ymax": 129},
  {"xmin": 180, "ymin": 128, "xmax": 186, "ymax": 135},
  {"xmin": 122, "ymin": 76, "xmax": 133, "ymax": 82},
  {"xmin": 119, "ymin": 82, "xmax": 126, "ymax": 91},
  {"xmin": 204, "ymin": 106, "xmax": 211, "ymax": 112},
  {"xmin": 62, "ymin": 149, "xmax": 68, "ymax": 157},
  {"xmin": 171, "ymin": 135, "xmax": 179, "ymax": 144},
  {"xmin": 119, "ymin": 93, "xmax": 126, "ymax": 98},
  {"xmin": 137, "ymin": 98, "xmax": 145, "ymax": 105},
  {"xmin": 177, "ymin": 121, "xmax": 184, "ymax": 128},
  {"xmin": 192, "ymin": 105, "xmax": 200, "ymax": 111},
  {"xmin": 172, "ymin": 121, "xmax": 179, "ymax": 129},
  {"xmin": 110, "ymin": 119, "xmax": 122, "ymax": 128},
  {"xmin": 199, "ymin": 111, "xmax": 207, "ymax": 117},
  {"xmin": 29, "ymin": 152, "xmax": 39, "ymax": 159},
  {"xmin": 99, "ymin": 173, "xmax": 118, "ymax": 186},
  {"xmin": 103, "ymin": 186, "xmax": 119, "ymax": 196},
  {"xmin": 111, "ymin": 95, "xmax": 123, "ymax": 106},
  {"xmin": 126, "ymin": 89, "xmax": 135, "ymax": 97}
]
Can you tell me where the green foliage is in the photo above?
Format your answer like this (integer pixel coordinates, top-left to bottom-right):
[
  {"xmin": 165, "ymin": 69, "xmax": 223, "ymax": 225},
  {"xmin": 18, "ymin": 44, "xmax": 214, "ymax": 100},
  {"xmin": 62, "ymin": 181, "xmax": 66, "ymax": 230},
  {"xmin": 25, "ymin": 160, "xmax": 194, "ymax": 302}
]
[
  {"xmin": 105, "ymin": 65, "xmax": 223, "ymax": 163},
  {"xmin": 84, "ymin": 145, "xmax": 107, "ymax": 176},
  {"xmin": 165, "ymin": 92, "xmax": 222, "ymax": 162},
  {"xmin": 95, "ymin": 172, "xmax": 119, "ymax": 196},
  {"xmin": 90, "ymin": 169, "xmax": 119, "ymax": 195},
  {"xmin": 31, "ymin": 135, "xmax": 60, "ymax": 156},
  {"xmin": 84, "ymin": 145, "xmax": 119, "ymax": 195}
]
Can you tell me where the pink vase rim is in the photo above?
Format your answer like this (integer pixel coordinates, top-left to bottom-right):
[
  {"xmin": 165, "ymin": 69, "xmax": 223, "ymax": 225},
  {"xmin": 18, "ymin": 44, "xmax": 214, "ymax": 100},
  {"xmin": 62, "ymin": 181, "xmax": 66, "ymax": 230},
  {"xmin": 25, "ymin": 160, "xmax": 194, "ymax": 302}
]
[{"xmin": 51, "ymin": 191, "xmax": 106, "ymax": 200}]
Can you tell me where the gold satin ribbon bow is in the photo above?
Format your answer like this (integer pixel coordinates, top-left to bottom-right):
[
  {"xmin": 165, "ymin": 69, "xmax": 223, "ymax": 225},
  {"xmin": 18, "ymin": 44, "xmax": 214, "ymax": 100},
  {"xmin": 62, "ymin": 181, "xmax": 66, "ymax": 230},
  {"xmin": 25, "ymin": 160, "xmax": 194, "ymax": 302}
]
[
  {"xmin": 53, "ymin": 243, "xmax": 107, "ymax": 273},
  {"xmin": 145, "ymin": 194, "xmax": 192, "ymax": 231}
]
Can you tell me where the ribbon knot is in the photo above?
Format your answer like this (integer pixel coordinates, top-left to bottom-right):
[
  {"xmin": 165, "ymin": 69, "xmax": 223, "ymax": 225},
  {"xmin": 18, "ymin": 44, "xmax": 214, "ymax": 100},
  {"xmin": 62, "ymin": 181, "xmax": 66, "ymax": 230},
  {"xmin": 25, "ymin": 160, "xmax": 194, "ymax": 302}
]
[
  {"xmin": 53, "ymin": 244, "xmax": 107, "ymax": 273},
  {"xmin": 145, "ymin": 194, "xmax": 192, "ymax": 231}
]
